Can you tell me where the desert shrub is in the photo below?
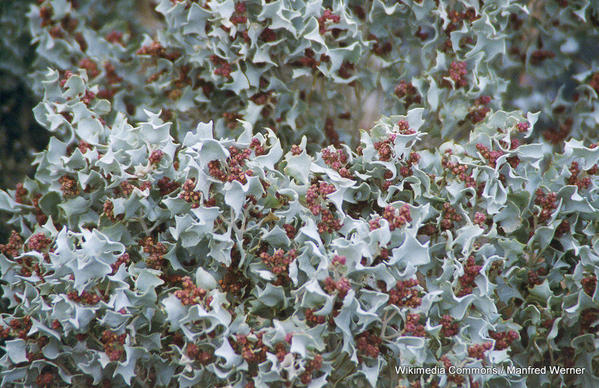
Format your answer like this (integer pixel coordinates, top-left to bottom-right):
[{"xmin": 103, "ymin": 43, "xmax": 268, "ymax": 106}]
[{"xmin": 1, "ymin": 1, "xmax": 599, "ymax": 387}]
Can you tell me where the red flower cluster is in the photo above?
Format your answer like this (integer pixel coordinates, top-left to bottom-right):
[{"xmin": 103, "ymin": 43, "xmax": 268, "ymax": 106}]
[
  {"xmin": 149, "ymin": 149, "xmax": 164, "ymax": 165},
  {"xmin": 321, "ymin": 147, "xmax": 351, "ymax": 178},
  {"xmin": 249, "ymin": 138, "xmax": 266, "ymax": 156},
  {"xmin": 517, "ymin": 121, "xmax": 530, "ymax": 132},
  {"xmin": 388, "ymin": 279, "xmax": 421, "ymax": 308},
  {"xmin": 446, "ymin": 61, "xmax": 468, "ymax": 88},
  {"xmin": 157, "ymin": 177, "xmax": 180, "ymax": 196},
  {"xmin": 440, "ymin": 315, "xmax": 459, "ymax": 337},
  {"xmin": 440, "ymin": 356, "xmax": 465, "ymax": 385},
  {"xmin": 179, "ymin": 178, "xmax": 201, "ymax": 208},
  {"xmin": 400, "ymin": 152, "xmax": 421, "ymax": 177},
  {"xmin": 306, "ymin": 182, "xmax": 335, "ymax": 215},
  {"xmin": 534, "ymin": 189, "xmax": 558, "ymax": 223},
  {"xmin": 234, "ymin": 332, "xmax": 268, "ymax": 364},
  {"xmin": 27, "ymin": 233, "xmax": 52, "ymax": 252},
  {"xmin": 0, "ymin": 230, "xmax": 23, "ymax": 258},
  {"xmin": 397, "ymin": 120, "xmax": 416, "ymax": 135},
  {"xmin": 489, "ymin": 330, "xmax": 518, "ymax": 350},
  {"xmin": 527, "ymin": 267, "xmax": 547, "ymax": 288},
  {"xmin": 475, "ymin": 143, "xmax": 504, "ymax": 168},
  {"xmin": 394, "ymin": 81, "xmax": 421, "ymax": 107},
  {"xmin": 567, "ymin": 161, "xmax": 591, "ymax": 190},
  {"xmin": 79, "ymin": 58, "xmax": 100, "ymax": 78},
  {"xmin": 580, "ymin": 308, "xmax": 599, "ymax": 333},
  {"xmin": 59, "ymin": 175, "xmax": 80, "ymax": 197},
  {"xmin": 290, "ymin": 144, "xmax": 303, "ymax": 155},
  {"xmin": 371, "ymin": 204, "xmax": 411, "ymax": 231},
  {"xmin": 441, "ymin": 154, "xmax": 476, "ymax": 187},
  {"xmin": 332, "ymin": 255, "xmax": 346, "ymax": 265},
  {"xmin": 68, "ymin": 290, "xmax": 107, "ymax": 305},
  {"xmin": 300, "ymin": 355, "xmax": 323, "ymax": 384},
  {"xmin": 457, "ymin": 256, "xmax": 481, "ymax": 297},
  {"xmin": 186, "ymin": 343, "xmax": 213, "ymax": 364},
  {"xmin": 36, "ymin": 372, "xmax": 54, "ymax": 387},
  {"xmin": 356, "ymin": 331, "xmax": 382, "ymax": 359},
  {"xmin": 582, "ymin": 274, "xmax": 597, "ymax": 296},
  {"xmin": 374, "ymin": 134, "xmax": 396, "ymax": 161},
  {"xmin": 305, "ymin": 308, "xmax": 326, "ymax": 326},
  {"xmin": 110, "ymin": 253, "xmax": 130, "ymax": 274},
  {"xmin": 137, "ymin": 41, "xmax": 181, "ymax": 61},
  {"xmin": 208, "ymin": 146, "xmax": 255, "ymax": 184},
  {"xmin": 441, "ymin": 202, "xmax": 463, "ymax": 230},
  {"xmin": 473, "ymin": 211, "xmax": 486, "ymax": 226},
  {"xmin": 174, "ymin": 276, "xmax": 212, "ymax": 307},
  {"xmin": 318, "ymin": 9, "xmax": 340, "ymax": 34},
  {"xmin": 405, "ymin": 313, "xmax": 425, "ymax": 337},
  {"xmin": 467, "ymin": 342, "xmax": 493, "ymax": 359},
  {"xmin": 260, "ymin": 248, "xmax": 297, "ymax": 285},
  {"xmin": 139, "ymin": 236, "xmax": 167, "ymax": 269},
  {"xmin": 101, "ymin": 330, "xmax": 126, "ymax": 361},
  {"xmin": 1, "ymin": 316, "xmax": 32, "ymax": 339},
  {"xmin": 210, "ymin": 55, "xmax": 233, "ymax": 78},
  {"xmin": 468, "ymin": 96, "xmax": 491, "ymax": 124},
  {"xmin": 230, "ymin": 2, "xmax": 247, "ymax": 24},
  {"xmin": 323, "ymin": 276, "xmax": 352, "ymax": 298}
]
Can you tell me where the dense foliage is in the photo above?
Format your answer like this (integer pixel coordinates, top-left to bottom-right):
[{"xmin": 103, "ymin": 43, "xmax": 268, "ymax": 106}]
[{"xmin": 1, "ymin": 0, "xmax": 599, "ymax": 387}]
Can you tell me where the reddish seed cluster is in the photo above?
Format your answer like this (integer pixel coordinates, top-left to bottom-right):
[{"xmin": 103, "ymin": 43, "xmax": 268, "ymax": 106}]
[
  {"xmin": 1, "ymin": 316, "xmax": 32, "ymax": 339},
  {"xmin": 105, "ymin": 30, "xmax": 124, "ymax": 45},
  {"xmin": 15, "ymin": 182, "xmax": 28, "ymax": 204},
  {"xmin": 468, "ymin": 96, "xmax": 491, "ymax": 123},
  {"xmin": 332, "ymin": 255, "xmax": 346, "ymax": 266},
  {"xmin": 249, "ymin": 137, "xmax": 266, "ymax": 156},
  {"xmin": 210, "ymin": 55, "xmax": 233, "ymax": 78},
  {"xmin": 149, "ymin": 149, "xmax": 164, "ymax": 165},
  {"xmin": 388, "ymin": 279, "xmax": 421, "ymax": 308},
  {"xmin": 208, "ymin": 146, "xmax": 255, "ymax": 184},
  {"xmin": 446, "ymin": 61, "xmax": 468, "ymax": 88},
  {"xmin": 356, "ymin": 331, "xmax": 382, "ymax": 359},
  {"xmin": 543, "ymin": 117, "xmax": 573, "ymax": 145},
  {"xmin": 305, "ymin": 182, "xmax": 336, "ymax": 216},
  {"xmin": 582, "ymin": 274, "xmax": 597, "ymax": 296},
  {"xmin": 174, "ymin": 276, "xmax": 212, "ymax": 308},
  {"xmin": 318, "ymin": 207, "xmax": 343, "ymax": 233},
  {"xmin": 290, "ymin": 145, "xmax": 303, "ymax": 155},
  {"xmin": 139, "ymin": 236, "xmax": 167, "ymax": 269},
  {"xmin": 374, "ymin": 205, "xmax": 411, "ymax": 231},
  {"xmin": 440, "ymin": 315, "xmax": 459, "ymax": 337},
  {"xmin": 440, "ymin": 356, "xmax": 465, "ymax": 385},
  {"xmin": 305, "ymin": 308, "xmax": 326, "ymax": 326},
  {"xmin": 441, "ymin": 155, "xmax": 476, "ymax": 188},
  {"xmin": 527, "ymin": 267, "xmax": 547, "ymax": 288},
  {"xmin": 321, "ymin": 147, "xmax": 352, "ymax": 178},
  {"xmin": 110, "ymin": 253, "xmax": 130, "ymax": 274},
  {"xmin": 457, "ymin": 256, "xmax": 481, "ymax": 297},
  {"xmin": 534, "ymin": 189, "xmax": 558, "ymax": 223},
  {"xmin": 530, "ymin": 49, "xmax": 555, "ymax": 65},
  {"xmin": 580, "ymin": 308, "xmax": 599, "ymax": 333},
  {"xmin": 179, "ymin": 178, "xmax": 202, "ymax": 208},
  {"xmin": 300, "ymin": 354, "xmax": 323, "ymax": 385},
  {"xmin": 567, "ymin": 161, "xmax": 591, "ymax": 190},
  {"xmin": 27, "ymin": 233, "xmax": 52, "ymax": 252},
  {"xmin": 137, "ymin": 41, "xmax": 181, "ymax": 61},
  {"xmin": 400, "ymin": 152, "xmax": 421, "ymax": 177},
  {"xmin": 555, "ymin": 219, "xmax": 570, "ymax": 237},
  {"xmin": 318, "ymin": 9, "xmax": 340, "ymax": 34},
  {"xmin": 405, "ymin": 313, "xmax": 425, "ymax": 337},
  {"xmin": 396, "ymin": 120, "xmax": 416, "ymax": 135},
  {"xmin": 374, "ymin": 134, "xmax": 396, "ymax": 161},
  {"xmin": 259, "ymin": 27, "xmax": 277, "ymax": 42},
  {"xmin": 489, "ymin": 330, "xmax": 518, "ymax": 350},
  {"xmin": 234, "ymin": 332, "xmax": 268, "ymax": 364},
  {"xmin": 323, "ymin": 276, "xmax": 352, "ymax": 298},
  {"xmin": 468, "ymin": 342, "xmax": 493, "ymax": 359},
  {"xmin": 0, "ymin": 230, "xmax": 23, "ymax": 258},
  {"xmin": 230, "ymin": 2, "xmax": 247, "ymax": 24},
  {"xmin": 440, "ymin": 202, "xmax": 463, "ymax": 230},
  {"xmin": 157, "ymin": 177, "xmax": 180, "ymax": 196},
  {"xmin": 473, "ymin": 211, "xmax": 486, "ymax": 226},
  {"xmin": 394, "ymin": 81, "xmax": 421, "ymax": 106},
  {"xmin": 59, "ymin": 175, "xmax": 79, "ymax": 197},
  {"xmin": 103, "ymin": 199, "xmax": 118, "ymax": 222},
  {"xmin": 516, "ymin": 121, "xmax": 530, "ymax": 132},
  {"xmin": 186, "ymin": 343, "xmax": 213, "ymax": 364},
  {"xmin": 475, "ymin": 143, "xmax": 504, "ymax": 168},
  {"xmin": 79, "ymin": 58, "xmax": 100, "ymax": 78},
  {"xmin": 67, "ymin": 290, "xmax": 106, "ymax": 305},
  {"xmin": 101, "ymin": 330, "xmax": 126, "ymax": 361},
  {"xmin": 36, "ymin": 372, "xmax": 54, "ymax": 387},
  {"xmin": 282, "ymin": 223, "xmax": 296, "ymax": 239},
  {"xmin": 260, "ymin": 249, "xmax": 297, "ymax": 285}
]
